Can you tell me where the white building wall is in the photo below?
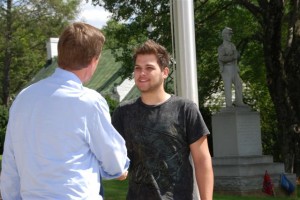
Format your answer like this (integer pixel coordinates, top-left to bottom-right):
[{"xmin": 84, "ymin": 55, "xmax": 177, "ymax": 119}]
[
  {"xmin": 116, "ymin": 78, "xmax": 135, "ymax": 102},
  {"xmin": 46, "ymin": 38, "xmax": 59, "ymax": 60}
]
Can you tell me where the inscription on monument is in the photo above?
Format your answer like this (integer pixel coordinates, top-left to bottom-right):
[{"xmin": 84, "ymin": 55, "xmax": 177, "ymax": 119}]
[{"xmin": 237, "ymin": 114, "xmax": 262, "ymax": 155}]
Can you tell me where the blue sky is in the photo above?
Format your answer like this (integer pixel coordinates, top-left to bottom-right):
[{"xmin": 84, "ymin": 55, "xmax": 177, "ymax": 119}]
[{"xmin": 78, "ymin": 1, "xmax": 111, "ymax": 28}]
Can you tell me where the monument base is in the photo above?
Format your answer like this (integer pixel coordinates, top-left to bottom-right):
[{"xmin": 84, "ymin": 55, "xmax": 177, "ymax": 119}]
[
  {"xmin": 213, "ymin": 155, "xmax": 297, "ymax": 196},
  {"xmin": 212, "ymin": 107, "xmax": 297, "ymax": 196},
  {"xmin": 212, "ymin": 107, "xmax": 262, "ymax": 157}
]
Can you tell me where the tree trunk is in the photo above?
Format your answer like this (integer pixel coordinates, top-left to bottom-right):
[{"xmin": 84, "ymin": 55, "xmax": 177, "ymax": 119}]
[
  {"xmin": 263, "ymin": 1, "xmax": 300, "ymax": 172},
  {"xmin": 2, "ymin": 0, "xmax": 12, "ymax": 106},
  {"xmin": 238, "ymin": 0, "xmax": 300, "ymax": 173},
  {"xmin": 284, "ymin": 25, "xmax": 300, "ymax": 174},
  {"xmin": 262, "ymin": 1, "xmax": 299, "ymax": 173}
]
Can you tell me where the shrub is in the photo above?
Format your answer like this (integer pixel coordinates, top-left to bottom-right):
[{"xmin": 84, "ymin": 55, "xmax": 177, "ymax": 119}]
[{"xmin": 0, "ymin": 105, "xmax": 9, "ymax": 154}]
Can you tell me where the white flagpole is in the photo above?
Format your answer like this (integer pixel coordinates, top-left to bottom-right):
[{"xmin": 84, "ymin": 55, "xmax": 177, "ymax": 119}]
[
  {"xmin": 172, "ymin": 0, "xmax": 199, "ymax": 107},
  {"xmin": 172, "ymin": 0, "xmax": 200, "ymax": 199}
]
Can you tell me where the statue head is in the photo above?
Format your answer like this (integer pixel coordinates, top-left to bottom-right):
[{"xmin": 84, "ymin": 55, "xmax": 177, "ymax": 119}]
[{"xmin": 221, "ymin": 27, "xmax": 233, "ymax": 41}]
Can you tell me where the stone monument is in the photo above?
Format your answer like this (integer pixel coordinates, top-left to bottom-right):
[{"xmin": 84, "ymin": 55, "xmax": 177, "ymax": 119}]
[{"xmin": 212, "ymin": 27, "xmax": 296, "ymax": 196}]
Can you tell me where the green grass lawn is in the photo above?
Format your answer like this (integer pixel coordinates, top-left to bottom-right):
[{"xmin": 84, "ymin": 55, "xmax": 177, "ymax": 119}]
[
  {"xmin": 103, "ymin": 179, "xmax": 129, "ymax": 200},
  {"xmin": 103, "ymin": 179, "xmax": 300, "ymax": 200}
]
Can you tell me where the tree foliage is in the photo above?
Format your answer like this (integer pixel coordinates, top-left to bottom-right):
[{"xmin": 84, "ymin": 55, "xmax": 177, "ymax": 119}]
[
  {"xmin": 0, "ymin": 105, "xmax": 8, "ymax": 154},
  {"xmin": 0, "ymin": 0, "xmax": 81, "ymax": 106}
]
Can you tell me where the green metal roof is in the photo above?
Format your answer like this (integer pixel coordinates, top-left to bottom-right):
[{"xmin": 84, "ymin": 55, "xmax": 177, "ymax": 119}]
[{"xmin": 31, "ymin": 49, "xmax": 133, "ymax": 100}]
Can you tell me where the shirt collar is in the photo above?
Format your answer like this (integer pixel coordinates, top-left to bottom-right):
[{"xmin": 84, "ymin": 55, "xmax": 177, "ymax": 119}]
[{"xmin": 53, "ymin": 67, "xmax": 82, "ymax": 85}]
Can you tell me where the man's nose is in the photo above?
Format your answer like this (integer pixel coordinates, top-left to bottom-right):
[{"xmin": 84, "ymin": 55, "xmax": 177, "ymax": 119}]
[{"xmin": 140, "ymin": 69, "xmax": 146, "ymax": 75}]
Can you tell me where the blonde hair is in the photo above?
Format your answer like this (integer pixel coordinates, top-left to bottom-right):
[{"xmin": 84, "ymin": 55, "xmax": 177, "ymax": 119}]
[{"xmin": 58, "ymin": 22, "xmax": 105, "ymax": 70}]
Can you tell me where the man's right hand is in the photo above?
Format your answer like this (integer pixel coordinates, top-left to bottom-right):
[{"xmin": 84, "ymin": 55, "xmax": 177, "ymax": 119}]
[{"xmin": 117, "ymin": 171, "xmax": 128, "ymax": 181}]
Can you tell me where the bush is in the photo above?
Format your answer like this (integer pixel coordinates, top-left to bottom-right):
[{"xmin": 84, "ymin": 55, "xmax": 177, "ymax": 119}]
[
  {"xmin": 0, "ymin": 105, "xmax": 9, "ymax": 154},
  {"xmin": 105, "ymin": 95, "xmax": 119, "ymax": 115}
]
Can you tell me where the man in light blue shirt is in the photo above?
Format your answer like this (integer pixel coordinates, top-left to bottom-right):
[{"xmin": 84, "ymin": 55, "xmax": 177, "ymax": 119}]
[{"xmin": 0, "ymin": 22, "xmax": 129, "ymax": 200}]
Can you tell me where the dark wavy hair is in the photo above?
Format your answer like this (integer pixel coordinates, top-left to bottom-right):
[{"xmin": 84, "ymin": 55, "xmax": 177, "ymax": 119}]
[{"xmin": 133, "ymin": 40, "xmax": 170, "ymax": 70}]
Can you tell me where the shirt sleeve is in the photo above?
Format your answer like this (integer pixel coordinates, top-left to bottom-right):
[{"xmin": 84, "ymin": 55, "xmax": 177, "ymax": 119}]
[
  {"xmin": 0, "ymin": 118, "xmax": 22, "ymax": 200},
  {"xmin": 87, "ymin": 97, "xmax": 129, "ymax": 179},
  {"xmin": 185, "ymin": 102, "xmax": 210, "ymax": 145}
]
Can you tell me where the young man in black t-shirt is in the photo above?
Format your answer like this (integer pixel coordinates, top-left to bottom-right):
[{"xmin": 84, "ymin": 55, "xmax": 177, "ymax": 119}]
[{"xmin": 112, "ymin": 40, "xmax": 214, "ymax": 200}]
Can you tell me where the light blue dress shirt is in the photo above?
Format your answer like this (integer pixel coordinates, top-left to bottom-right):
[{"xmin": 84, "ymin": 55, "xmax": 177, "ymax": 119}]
[{"xmin": 0, "ymin": 68, "xmax": 130, "ymax": 200}]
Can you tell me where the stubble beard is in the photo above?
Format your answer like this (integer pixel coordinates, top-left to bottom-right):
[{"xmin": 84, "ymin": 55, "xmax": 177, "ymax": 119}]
[{"xmin": 136, "ymin": 79, "xmax": 164, "ymax": 94}]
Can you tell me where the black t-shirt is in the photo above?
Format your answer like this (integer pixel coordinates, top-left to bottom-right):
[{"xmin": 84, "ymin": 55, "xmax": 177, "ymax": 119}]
[{"xmin": 112, "ymin": 95, "xmax": 209, "ymax": 200}]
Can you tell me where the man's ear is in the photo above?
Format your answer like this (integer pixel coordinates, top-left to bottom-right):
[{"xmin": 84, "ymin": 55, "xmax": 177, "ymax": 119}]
[{"xmin": 162, "ymin": 67, "xmax": 169, "ymax": 79}]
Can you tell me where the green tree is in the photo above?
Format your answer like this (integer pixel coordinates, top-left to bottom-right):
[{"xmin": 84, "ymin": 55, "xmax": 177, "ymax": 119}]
[
  {"xmin": 235, "ymin": 0, "xmax": 300, "ymax": 173},
  {"xmin": 0, "ymin": 0, "xmax": 81, "ymax": 106},
  {"xmin": 0, "ymin": 105, "xmax": 8, "ymax": 154}
]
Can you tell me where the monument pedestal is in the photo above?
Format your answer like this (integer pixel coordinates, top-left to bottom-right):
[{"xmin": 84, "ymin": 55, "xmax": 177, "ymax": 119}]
[
  {"xmin": 212, "ymin": 107, "xmax": 296, "ymax": 196},
  {"xmin": 212, "ymin": 107, "xmax": 262, "ymax": 156}
]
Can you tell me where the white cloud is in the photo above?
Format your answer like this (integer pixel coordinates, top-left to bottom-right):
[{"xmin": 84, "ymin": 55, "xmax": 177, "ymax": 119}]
[{"xmin": 77, "ymin": 1, "xmax": 112, "ymax": 28}]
